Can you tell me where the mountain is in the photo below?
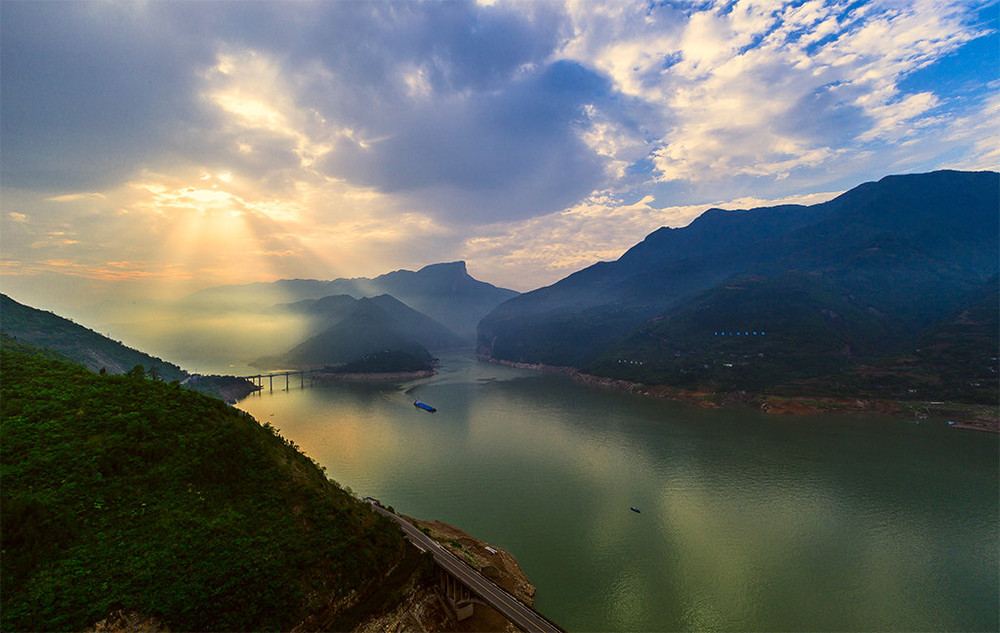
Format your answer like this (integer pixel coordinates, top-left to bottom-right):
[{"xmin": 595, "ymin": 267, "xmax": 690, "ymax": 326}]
[
  {"xmin": 478, "ymin": 170, "xmax": 999, "ymax": 402},
  {"xmin": 187, "ymin": 261, "xmax": 518, "ymax": 344},
  {"xmin": 280, "ymin": 294, "xmax": 464, "ymax": 352},
  {"xmin": 339, "ymin": 262, "xmax": 519, "ymax": 343},
  {"xmin": 1, "ymin": 345, "xmax": 419, "ymax": 631},
  {"xmin": 258, "ymin": 296, "xmax": 441, "ymax": 369},
  {"xmin": 815, "ymin": 275, "xmax": 1000, "ymax": 404},
  {"xmin": 0, "ymin": 295, "xmax": 264, "ymax": 402},
  {"xmin": 477, "ymin": 203, "xmax": 835, "ymax": 367},
  {"xmin": 1, "ymin": 294, "xmax": 187, "ymax": 381}
]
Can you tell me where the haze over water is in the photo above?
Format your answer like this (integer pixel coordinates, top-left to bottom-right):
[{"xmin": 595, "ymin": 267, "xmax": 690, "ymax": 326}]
[{"xmin": 237, "ymin": 350, "xmax": 999, "ymax": 632}]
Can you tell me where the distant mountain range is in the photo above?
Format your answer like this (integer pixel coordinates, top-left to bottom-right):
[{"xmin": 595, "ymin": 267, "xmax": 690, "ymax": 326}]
[
  {"xmin": 478, "ymin": 170, "xmax": 999, "ymax": 404},
  {"xmin": 2, "ymin": 262, "xmax": 516, "ymax": 379},
  {"xmin": 187, "ymin": 261, "xmax": 518, "ymax": 344}
]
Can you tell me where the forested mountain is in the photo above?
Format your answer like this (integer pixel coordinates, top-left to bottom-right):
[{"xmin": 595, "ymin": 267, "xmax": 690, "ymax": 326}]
[
  {"xmin": 0, "ymin": 295, "xmax": 263, "ymax": 402},
  {"xmin": 1, "ymin": 294, "xmax": 187, "ymax": 381},
  {"xmin": 1, "ymin": 345, "xmax": 420, "ymax": 631},
  {"xmin": 820, "ymin": 275, "xmax": 1000, "ymax": 404},
  {"xmin": 478, "ymin": 170, "xmax": 999, "ymax": 402}
]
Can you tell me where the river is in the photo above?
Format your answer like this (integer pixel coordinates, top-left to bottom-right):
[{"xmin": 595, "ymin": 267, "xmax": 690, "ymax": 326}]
[{"xmin": 236, "ymin": 350, "xmax": 998, "ymax": 632}]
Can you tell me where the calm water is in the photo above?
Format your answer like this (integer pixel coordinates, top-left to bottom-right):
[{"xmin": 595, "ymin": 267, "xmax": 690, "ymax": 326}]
[{"xmin": 237, "ymin": 351, "xmax": 999, "ymax": 632}]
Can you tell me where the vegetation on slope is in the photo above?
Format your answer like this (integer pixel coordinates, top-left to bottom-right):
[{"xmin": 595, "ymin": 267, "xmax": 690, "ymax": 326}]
[
  {"xmin": 480, "ymin": 170, "xmax": 999, "ymax": 404},
  {"xmin": 587, "ymin": 272, "xmax": 894, "ymax": 391},
  {"xmin": 807, "ymin": 275, "xmax": 1000, "ymax": 404},
  {"xmin": 586, "ymin": 273, "xmax": 999, "ymax": 405},
  {"xmin": 1, "ymin": 345, "xmax": 409, "ymax": 632},
  {"xmin": 1, "ymin": 294, "xmax": 186, "ymax": 381},
  {"xmin": 330, "ymin": 349, "xmax": 434, "ymax": 374}
]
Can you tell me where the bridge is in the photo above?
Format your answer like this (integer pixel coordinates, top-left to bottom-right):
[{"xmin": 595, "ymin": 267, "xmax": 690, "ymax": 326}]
[
  {"xmin": 240, "ymin": 370, "xmax": 317, "ymax": 392},
  {"xmin": 369, "ymin": 502, "xmax": 564, "ymax": 633}
]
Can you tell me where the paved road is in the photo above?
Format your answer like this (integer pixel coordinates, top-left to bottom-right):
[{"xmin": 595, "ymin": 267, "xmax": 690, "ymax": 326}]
[{"xmin": 371, "ymin": 504, "xmax": 564, "ymax": 633}]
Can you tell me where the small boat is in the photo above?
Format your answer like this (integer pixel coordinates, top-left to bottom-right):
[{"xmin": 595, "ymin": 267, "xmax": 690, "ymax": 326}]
[
  {"xmin": 630, "ymin": 507, "xmax": 641, "ymax": 513},
  {"xmin": 414, "ymin": 400, "xmax": 437, "ymax": 413}
]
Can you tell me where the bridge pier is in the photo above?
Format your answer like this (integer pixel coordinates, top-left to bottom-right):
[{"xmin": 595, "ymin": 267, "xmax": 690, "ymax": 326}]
[
  {"xmin": 239, "ymin": 371, "xmax": 314, "ymax": 395},
  {"xmin": 438, "ymin": 567, "xmax": 476, "ymax": 621}
]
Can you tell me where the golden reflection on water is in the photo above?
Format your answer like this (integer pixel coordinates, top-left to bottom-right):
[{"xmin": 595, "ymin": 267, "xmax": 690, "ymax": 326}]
[{"xmin": 238, "ymin": 350, "xmax": 999, "ymax": 633}]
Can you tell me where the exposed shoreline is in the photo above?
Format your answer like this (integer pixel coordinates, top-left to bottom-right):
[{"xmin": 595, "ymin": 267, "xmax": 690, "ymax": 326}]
[
  {"xmin": 479, "ymin": 355, "xmax": 999, "ymax": 433},
  {"xmin": 311, "ymin": 369, "xmax": 437, "ymax": 382}
]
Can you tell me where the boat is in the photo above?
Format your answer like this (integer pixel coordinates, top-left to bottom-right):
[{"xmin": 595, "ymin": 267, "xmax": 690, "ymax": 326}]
[
  {"xmin": 630, "ymin": 507, "xmax": 640, "ymax": 513},
  {"xmin": 414, "ymin": 400, "xmax": 437, "ymax": 413}
]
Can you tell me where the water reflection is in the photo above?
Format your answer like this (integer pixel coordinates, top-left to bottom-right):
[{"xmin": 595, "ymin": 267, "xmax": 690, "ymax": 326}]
[{"xmin": 237, "ymin": 350, "xmax": 999, "ymax": 632}]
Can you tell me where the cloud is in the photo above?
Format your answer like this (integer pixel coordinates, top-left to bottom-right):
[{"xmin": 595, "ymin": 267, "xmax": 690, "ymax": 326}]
[
  {"xmin": 1, "ymin": 0, "xmax": 996, "ymax": 307},
  {"xmin": 0, "ymin": 2, "xmax": 219, "ymax": 190},
  {"xmin": 558, "ymin": 0, "xmax": 996, "ymax": 198}
]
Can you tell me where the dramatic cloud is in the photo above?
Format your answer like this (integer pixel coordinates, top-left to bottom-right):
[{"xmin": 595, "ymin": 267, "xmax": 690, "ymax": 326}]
[{"xmin": 1, "ymin": 0, "xmax": 996, "ymax": 309}]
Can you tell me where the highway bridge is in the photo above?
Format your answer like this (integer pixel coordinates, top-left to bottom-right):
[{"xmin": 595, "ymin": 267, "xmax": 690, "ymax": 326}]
[
  {"xmin": 240, "ymin": 370, "xmax": 317, "ymax": 391},
  {"xmin": 369, "ymin": 503, "xmax": 564, "ymax": 633}
]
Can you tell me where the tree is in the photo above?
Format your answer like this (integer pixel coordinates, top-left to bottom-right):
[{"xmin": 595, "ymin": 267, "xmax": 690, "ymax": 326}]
[{"xmin": 126, "ymin": 365, "xmax": 146, "ymax": 379}]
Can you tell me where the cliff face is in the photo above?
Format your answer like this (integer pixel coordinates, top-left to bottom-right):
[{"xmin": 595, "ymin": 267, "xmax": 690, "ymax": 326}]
[{"xmin": 352, "ymin": 581, "xmax": 454, "ymax": 633}]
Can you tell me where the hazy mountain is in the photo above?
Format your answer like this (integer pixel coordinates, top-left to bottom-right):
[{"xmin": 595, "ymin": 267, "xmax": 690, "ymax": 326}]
[
  {"xmin": 280, "ymin": 293, "xmax": 360, "ymax": 318},
  {"xmin": 187, "ymin": 261, "xmax": 518, "ymax": 344},
  {"xmin": 257, "ymin": 297, "xmax": 441, "ymax": 370},
  {"xmin": 280, "ymin": 294, "xmax": 464, "ymax": 352},
  {"xmin": 181, "ymin": 278, "xmax": 335, "ymax": 311},
  {"xmin": 478, "ymin": 170, "xmax": 999, "ymax": 401},
  {"xmin": 1, "ymin": 294, "xmax": 187, "ymax": 381},
  {"xmin": 341, "ymin": 262, "xmax": 519, "ymax": 342}
]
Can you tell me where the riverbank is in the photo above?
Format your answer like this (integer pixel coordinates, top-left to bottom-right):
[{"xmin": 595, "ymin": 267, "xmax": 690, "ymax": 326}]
[
  {"xmin": 181, "ymin": 374, "xmax": 260, "ymax": 404},
  {"xmin": 313, "ymin": 369, "xmax": 437, "ymax": 382},
  {"xmin": 480, "ymin": 355, "xmax": 999, "ymax": 432}
]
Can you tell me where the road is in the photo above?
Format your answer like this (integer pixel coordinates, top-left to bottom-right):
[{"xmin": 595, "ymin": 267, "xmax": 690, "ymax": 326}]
[{"xmin": 371, "ymin": 504, "xmax": 564, "ymax": 633}]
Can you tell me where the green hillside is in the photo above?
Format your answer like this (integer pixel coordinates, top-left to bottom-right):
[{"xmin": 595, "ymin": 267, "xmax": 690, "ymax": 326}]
[
  {"xmin": 1, "ymin": 345, "xmax": 412, "ymax": 631},
  {"xmin": 810, "ymin": 276, "xmax": 1000, "ymax": 404},
  {"xmin": 480, "ymin": 170, "xmax": 999, "ymax": 403},
  {"xmin": 587, "ymin": 272, "xmax": 896, "ymax": 391},
  {"xmin": 1, "ymin": 294, "xmax": 186, "ymax": 381}
]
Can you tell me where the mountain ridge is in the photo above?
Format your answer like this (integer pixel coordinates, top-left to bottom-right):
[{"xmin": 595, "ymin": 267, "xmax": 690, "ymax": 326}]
[
  {"xmin": 478, "ymin": 169, "xmax": 999, "ymax": 404},
  {"xmin": 1, "ymin": 294, "xmax": 188, "ymax": 381},
  {"xmin": 186, "ymin": 261, "xmax": 518, "ymax": 344}
]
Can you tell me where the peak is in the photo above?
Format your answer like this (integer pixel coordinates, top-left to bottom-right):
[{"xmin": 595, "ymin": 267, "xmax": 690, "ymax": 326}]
[{"xmin": 418, "ymin": 261, "xmax": 467, "ymax": 274}]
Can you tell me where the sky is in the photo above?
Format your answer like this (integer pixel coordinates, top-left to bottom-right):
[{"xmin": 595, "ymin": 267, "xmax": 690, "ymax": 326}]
[{"xmin": 2, "ymin": 0, "xmax": 998, "ymax": 311}]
